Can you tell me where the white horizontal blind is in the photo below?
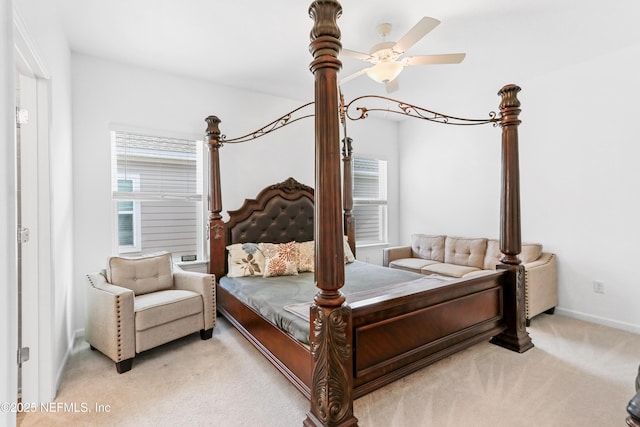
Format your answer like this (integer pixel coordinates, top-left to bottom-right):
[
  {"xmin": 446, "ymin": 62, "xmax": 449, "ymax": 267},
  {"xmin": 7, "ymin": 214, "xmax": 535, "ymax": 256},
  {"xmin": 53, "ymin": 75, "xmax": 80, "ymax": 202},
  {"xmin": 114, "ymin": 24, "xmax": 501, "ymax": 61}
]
[
  {"xmin": 111, "ymin": 131, "xmax": 203, "ymax": 260},
  {"xmin": 353, "ymin": 157, "xmax": 387, "ymax": 245}
]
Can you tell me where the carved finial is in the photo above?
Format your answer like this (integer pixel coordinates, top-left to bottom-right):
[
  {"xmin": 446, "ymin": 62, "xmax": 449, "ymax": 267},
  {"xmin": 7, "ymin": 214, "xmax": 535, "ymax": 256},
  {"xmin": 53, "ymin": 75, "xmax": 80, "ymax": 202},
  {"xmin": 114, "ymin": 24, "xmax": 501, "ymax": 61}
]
[
  {"xmin": 309, "ymin": 1, "xmax": 342, "ymax": 42},
  {"xmin": 498, "ymin": 84, "xmax": 521, "ymax": 111},
  {"xmin": 308, "ymin": 0, "xmax": 343, "ymax": 72},
  {"xmin": 205, "ymin": 116, "xmax": 223, "ymax": 147},
  {"xmin": 498, "ymin": 85, "xmax": 522, "ymax": 128}
]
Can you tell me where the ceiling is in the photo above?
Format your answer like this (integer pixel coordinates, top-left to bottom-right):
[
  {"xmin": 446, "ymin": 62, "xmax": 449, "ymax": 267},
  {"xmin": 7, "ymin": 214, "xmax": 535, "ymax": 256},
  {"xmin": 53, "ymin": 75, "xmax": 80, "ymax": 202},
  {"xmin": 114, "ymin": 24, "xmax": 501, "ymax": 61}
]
[{"xmin": 55, "ymin": 0, "xmax": 639, "ymax": 105}]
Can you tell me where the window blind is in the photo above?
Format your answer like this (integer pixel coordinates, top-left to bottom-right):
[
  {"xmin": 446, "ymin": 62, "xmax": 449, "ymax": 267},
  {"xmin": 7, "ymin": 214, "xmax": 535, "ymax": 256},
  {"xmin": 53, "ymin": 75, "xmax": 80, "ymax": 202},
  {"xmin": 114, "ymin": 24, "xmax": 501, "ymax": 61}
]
[{"xmin": 353, "ymin": 158, "xmax": 387, "ymax": 244}]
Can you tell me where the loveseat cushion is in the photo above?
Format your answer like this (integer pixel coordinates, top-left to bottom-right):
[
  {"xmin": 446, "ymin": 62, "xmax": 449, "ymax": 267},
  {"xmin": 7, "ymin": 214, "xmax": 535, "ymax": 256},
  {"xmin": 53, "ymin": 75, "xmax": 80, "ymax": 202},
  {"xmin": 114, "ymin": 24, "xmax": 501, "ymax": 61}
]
[
  {"xmin": 444, "ymin": 237, "xmax": 487, "ymax": 269},
  {"xmin": 483, "ymin": 239, "xmax": 543, "ymax": 270},
  {"xmin": 411, "ymin": 234, "xmax": 445, "ymax": 262},
  {"xmin": 134, "ymin": 289, "xmax": 203, "ymax": 331},
  {"xmin": 389, "ymin": 258, "xmax": 441, "ymax": 274},
  {"xmin": 107, "ymin": 252, "xmax": 173, "ymax": 296},
  {"xmin": 421, "ymin": 263, "xmax": 482, "ymax": 278}
]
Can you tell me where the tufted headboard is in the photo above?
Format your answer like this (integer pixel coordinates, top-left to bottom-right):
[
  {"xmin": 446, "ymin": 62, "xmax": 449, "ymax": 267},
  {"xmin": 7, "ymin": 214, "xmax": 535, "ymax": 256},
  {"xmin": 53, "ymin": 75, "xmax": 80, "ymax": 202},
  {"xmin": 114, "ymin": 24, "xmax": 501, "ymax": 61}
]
[{"xmin": 226, "ymin": 177, "xmax": 314, "ymax": 245}]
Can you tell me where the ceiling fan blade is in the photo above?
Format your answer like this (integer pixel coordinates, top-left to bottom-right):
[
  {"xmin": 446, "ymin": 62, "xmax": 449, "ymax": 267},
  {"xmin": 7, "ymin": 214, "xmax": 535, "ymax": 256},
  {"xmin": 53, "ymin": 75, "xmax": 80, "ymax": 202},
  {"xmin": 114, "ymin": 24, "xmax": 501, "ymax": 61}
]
[
  {"xmin": 342, "ymin": 48, "xmax": 373, "ymax": 62},
  {"xmin": 403, "ymin": 53, "xmax": 466, "ymax": 66},
  {"xmin": 393, "ymin": 17, "xmax": 440, "ymax": 54},
  {"xmin": 385, "ymin": 78, "xmax": 399, "ymax": 93},
  {"xmin": 340, "ymin": 67, "xmax": 370, "ymax": 85}
]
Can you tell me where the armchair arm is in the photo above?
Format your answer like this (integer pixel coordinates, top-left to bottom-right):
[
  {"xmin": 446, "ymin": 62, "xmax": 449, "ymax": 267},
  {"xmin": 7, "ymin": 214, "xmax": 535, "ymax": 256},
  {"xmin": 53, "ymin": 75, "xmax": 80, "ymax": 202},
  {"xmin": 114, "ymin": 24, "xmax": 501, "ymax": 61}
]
[
  {"xmin": 383, "ymin": 246, "xmax": 412, "ymax": 267},
  {"xmin": 85, "ymin": 272, "xmax": 135, "ymax": 362},
  {"xmin": 523, "ymin": 253, "xmax": 558, "ymax": 319},
  {"xmin": 174, "ymin": 269, "xmax": 216, "ymax": 331}
]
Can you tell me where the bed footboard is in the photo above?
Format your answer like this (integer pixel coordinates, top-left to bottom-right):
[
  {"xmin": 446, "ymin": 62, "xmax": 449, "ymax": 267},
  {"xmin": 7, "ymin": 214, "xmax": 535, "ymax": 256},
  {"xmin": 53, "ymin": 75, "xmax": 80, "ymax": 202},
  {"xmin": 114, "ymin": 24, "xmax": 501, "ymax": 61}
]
[
  {"xmin": 217, "ymin": 271, "xmax": 509, "ymax": 399},
  {"xmin": 351, "ymin": 272, "xmax": 506, "ymax": 395}
]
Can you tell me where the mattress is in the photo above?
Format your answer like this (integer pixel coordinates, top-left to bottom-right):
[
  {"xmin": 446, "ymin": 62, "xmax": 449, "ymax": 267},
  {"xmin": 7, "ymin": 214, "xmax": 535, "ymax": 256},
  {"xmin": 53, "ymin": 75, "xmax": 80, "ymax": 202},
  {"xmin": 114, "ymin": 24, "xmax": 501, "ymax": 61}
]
[{"xmin": 218, "ymin": 260, "xmax": 455, "ymax": 344}]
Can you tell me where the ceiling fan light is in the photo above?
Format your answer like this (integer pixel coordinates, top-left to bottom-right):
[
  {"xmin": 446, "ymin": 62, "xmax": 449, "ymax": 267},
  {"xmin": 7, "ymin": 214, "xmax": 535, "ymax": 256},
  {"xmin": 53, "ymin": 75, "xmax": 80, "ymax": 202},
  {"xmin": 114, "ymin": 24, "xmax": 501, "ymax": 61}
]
[{"xmin": 366, "ymin": 61, "xmax": 403, "ymax": 83}]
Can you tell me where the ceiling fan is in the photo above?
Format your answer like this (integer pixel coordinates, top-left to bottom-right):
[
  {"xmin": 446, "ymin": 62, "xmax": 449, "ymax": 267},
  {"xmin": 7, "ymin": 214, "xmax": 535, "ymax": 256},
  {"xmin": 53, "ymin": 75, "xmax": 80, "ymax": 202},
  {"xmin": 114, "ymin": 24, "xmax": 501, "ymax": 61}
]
[{"xmin": 340, "ymin": 17, "xmax": 466, "ymax": 93}]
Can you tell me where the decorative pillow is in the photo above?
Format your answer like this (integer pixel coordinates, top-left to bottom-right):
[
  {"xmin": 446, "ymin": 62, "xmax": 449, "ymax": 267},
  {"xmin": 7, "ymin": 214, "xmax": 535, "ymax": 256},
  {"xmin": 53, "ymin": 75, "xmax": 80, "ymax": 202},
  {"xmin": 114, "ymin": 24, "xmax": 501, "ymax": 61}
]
[
  {"xmin": 262, "ymin": 242, "xmax": 299, "ymax": 277},
  {"xmin": 343, "ymin": 236, "xmax": 356, "ymax": 264},
  {"xmin": 227, "ymin": 243, "xmax": 265, "ymax": 277},
  {"xmin": 296, "ymin": 241, "xmax": 315, "ymax": 272}
]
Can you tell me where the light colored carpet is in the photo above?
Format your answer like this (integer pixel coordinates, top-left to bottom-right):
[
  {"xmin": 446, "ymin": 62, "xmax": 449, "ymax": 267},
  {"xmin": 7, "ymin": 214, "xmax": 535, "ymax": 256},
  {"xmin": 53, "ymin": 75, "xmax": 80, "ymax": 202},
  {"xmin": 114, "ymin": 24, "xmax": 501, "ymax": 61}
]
[{"xmin": 20, "ymin": 314, "xmax": 639, "ymax": 427}]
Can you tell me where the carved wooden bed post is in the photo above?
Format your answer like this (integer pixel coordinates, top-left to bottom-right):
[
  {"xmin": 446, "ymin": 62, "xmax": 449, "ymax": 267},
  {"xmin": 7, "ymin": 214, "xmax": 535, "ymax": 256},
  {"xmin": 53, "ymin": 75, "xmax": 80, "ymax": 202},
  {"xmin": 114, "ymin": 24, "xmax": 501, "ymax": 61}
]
[
  {"xmin": 205, "ymin": 115, "xmax": 226, "ymax": 279},
  {"xmin": 305, "ymin": 1, "xmax": 358, "ymax": 426},
  {"xmin": 342, "ymin": 136, "xmax": 356, "ymax": 257},
  {"xmin": 490, "ymin": 85, "xmax": 534, "ymax": 353}
]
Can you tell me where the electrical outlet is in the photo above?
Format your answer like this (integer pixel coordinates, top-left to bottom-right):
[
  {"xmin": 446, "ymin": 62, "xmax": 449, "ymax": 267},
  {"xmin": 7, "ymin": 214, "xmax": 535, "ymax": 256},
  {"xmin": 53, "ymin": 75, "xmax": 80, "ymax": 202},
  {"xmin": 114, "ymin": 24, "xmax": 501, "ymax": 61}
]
[{"xmin": 593, "ymin": 280, "xmax": 605, "ymax": 294}]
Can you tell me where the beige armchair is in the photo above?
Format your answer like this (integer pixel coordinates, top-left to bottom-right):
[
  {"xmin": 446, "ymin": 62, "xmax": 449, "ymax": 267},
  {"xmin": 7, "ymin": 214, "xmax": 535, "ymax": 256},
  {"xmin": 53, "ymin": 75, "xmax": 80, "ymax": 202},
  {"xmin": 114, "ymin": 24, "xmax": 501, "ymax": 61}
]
[{"xmin": 85, "ymin": 252, "xmax": 216, "ymax": 373}]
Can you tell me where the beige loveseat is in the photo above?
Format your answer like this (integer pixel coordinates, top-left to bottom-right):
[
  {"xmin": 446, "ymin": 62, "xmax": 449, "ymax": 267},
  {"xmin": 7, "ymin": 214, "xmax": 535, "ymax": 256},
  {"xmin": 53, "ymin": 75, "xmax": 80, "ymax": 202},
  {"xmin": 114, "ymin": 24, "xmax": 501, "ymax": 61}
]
[
  {"xmin": 383, "ymin": 234, "xmax": 557, "ymax": 325},
  {"xmin": 85, "ymin": 252, "xmax": 216, "ymax": 373}
]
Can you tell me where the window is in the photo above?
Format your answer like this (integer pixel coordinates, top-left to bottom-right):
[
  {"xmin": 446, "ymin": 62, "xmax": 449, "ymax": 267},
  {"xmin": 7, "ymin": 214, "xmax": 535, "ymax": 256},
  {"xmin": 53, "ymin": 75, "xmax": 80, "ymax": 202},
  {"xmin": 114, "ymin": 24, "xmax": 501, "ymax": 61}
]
[
  {"xmin": 117, "ymin": 176, "xmax": 141, "ymax": 252},
  {"xmin": 111, "ymin": 130, "xmax": 205, "ymax": 261},
  {"xmin": 353, "ymin": 157, "xmax": 388, "ymax": 245}
]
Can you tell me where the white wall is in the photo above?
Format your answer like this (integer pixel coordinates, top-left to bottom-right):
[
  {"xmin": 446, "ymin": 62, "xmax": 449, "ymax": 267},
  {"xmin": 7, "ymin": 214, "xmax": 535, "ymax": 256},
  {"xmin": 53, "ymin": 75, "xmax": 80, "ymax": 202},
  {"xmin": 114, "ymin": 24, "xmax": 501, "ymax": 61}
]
[
  {"xmin": 521, "ymin": 44, "xmax": 640, "ymax": 331},
  {"xmin": 71, "ymin": 54, "xmax": 398, "ymax": 331},
  {"xmin": 398, "ymin": 44, "xmax": 640, "ymax": 332},
  {"xmin": 16, "ymin": 0, "xmax": 74, "ymax": 399}
]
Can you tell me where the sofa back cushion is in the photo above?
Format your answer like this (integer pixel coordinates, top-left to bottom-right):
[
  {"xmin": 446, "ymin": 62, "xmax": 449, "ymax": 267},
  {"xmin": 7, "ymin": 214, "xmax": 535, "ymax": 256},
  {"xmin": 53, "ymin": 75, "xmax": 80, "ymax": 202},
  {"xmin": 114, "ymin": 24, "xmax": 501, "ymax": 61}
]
[
  {"xmin": 411, "ymin": 234, "xmax": 445, "ymax": 262},
  {"xmin": 444, "ymin": 236, "xmax": 487, "ymax": 269},
  {"xmin": 483, "ymin": 239, "xmax": 543, "ymax": 270},
  {"xmin": 107, "ymin": 252, "xmax": 173, "ymax": 295}
]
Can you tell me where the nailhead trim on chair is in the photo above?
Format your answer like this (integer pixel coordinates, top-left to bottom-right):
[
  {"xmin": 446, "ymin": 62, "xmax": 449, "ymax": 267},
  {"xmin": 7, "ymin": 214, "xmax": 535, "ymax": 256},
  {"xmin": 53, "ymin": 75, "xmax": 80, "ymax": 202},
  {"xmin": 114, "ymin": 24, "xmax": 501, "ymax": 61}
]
[
  {"xmin": 524, "ymin": 253, "xmax": 556, "ymax": 319},
  {"xmin": 524, "ymin": 269, "xmax": 531, "ymax": 317},
  {"xmin": 116, "ymin": 294, "xmax": 123, "ymax": 361},
  {"xmin": 209, "ymin": 275, "xmax": 216, "ymax": 329}
]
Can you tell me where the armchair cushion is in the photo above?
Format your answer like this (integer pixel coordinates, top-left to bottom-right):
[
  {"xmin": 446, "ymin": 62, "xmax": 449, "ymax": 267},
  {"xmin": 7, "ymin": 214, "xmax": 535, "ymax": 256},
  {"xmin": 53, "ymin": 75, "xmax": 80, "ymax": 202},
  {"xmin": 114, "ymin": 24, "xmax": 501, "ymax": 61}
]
[
  {"xmin": 134, "ymin": 289, "xmax": 203, "ymax": 331},
  {"xmin": 421, "ymin": 263, "xmax": 482, "ymax": 278},
  {"xmin": 106, "ymin": 252, "xmax": 173, "ymax": 295},
  {"xmin": 389, "ymin": 258, "xmax": 441, "ymax": 274}
]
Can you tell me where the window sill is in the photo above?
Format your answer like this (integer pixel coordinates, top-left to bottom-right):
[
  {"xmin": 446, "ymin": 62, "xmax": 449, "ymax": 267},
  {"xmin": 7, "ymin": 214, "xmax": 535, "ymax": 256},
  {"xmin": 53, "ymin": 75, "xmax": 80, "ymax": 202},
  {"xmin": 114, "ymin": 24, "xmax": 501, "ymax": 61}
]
[
  {"xmin": 356, "ymin": 242, "xmax": 389, "ymax": 249},
  {"xmin": 175, "ymin": 259, "xmax": 209, "ymax": 273}
]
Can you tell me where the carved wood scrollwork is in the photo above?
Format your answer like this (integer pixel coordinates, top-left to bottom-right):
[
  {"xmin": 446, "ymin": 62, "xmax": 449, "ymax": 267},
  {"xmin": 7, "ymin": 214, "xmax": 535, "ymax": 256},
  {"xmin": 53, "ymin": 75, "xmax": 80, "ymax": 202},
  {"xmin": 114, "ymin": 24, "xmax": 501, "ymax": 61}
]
[
  {"xmin": 516, "ymin": 264, "xmax": 527, "ymax": 331},
  {"xmin": 268, "ymin": 177, "xmax": 314, "ymax": 194},
  {"xmin": 211, "ymin": 223, "xmax": 223, "ymax": 240},
  {"xmin": 309, "ymin": 304, "xmax": 353, "ymax": 424}
]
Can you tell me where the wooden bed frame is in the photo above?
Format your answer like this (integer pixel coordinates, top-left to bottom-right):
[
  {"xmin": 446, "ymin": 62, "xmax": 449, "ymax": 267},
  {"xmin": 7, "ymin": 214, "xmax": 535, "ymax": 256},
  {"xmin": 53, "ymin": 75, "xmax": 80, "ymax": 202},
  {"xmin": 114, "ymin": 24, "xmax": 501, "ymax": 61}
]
[{"xmin": 205, "ymin": 2, "xmax": 533, "ymax": 426}]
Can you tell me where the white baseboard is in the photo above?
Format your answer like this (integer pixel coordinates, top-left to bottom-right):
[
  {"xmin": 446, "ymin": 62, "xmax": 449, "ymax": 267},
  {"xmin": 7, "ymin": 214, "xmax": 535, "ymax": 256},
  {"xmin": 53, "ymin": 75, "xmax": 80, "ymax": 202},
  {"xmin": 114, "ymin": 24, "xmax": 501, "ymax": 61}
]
[{"xmin": 556, "ymin": 307, "xmax": 640, "ymax": 335}]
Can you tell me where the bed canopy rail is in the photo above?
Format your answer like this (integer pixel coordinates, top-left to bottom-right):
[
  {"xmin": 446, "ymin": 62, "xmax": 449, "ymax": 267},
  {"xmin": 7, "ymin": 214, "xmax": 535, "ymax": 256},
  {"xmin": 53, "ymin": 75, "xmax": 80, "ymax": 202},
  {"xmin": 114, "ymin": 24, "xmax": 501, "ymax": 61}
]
[
  {"xmin": 343, "ymin": 94, "xmax": 499, "ymax": 126},
  {"xmin": 211, "ymin": 101, "xmax": 315, "ymax": 144}
]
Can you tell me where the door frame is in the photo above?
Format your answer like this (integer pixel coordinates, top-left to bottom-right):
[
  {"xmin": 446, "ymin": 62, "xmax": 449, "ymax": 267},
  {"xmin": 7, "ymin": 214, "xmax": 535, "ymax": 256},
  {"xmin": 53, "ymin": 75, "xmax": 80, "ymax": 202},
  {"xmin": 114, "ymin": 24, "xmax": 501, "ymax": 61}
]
[{"xmin": 14, "ymin": 9, "xmax": 55, "ymax": 404}]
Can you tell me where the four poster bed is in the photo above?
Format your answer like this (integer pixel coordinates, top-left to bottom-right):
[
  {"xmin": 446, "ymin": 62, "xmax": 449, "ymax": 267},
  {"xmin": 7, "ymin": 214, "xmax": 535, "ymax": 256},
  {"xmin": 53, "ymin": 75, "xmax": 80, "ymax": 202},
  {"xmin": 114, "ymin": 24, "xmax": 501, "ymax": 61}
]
[{"xmin": 205, "ymin": 2, "xmax": 533, "ymax": 426}]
